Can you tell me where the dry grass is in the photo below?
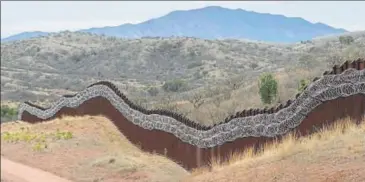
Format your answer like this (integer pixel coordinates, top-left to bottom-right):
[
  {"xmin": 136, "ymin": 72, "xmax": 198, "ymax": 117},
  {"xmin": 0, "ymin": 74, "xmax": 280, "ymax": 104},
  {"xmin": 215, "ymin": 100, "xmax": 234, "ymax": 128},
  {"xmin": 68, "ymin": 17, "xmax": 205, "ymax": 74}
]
[
  {"xmin": 186, "ymin": 117, "xmax": 365, "ymax": 182},
  {"xmin": 1, "ymin": 115, "xmax": 188, "ymax": 182},
  {"xmin": 2, "ymin": 114, "xmax": 365, "ymax": 182}
]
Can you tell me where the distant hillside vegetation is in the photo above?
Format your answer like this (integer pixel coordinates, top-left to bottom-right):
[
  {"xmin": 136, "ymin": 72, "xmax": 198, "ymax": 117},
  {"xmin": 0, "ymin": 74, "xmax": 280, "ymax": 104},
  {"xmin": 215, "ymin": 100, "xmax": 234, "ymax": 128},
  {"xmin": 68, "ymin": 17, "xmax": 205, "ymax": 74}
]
[{"xmin": 1, "ymin": 31, "xmax": 364, "ymax": 124}]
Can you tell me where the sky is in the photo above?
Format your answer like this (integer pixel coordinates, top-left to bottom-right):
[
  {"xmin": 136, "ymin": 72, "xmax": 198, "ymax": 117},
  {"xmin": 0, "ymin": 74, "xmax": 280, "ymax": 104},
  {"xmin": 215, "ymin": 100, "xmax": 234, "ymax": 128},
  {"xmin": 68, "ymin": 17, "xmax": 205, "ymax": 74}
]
[{"xmin": 1, "ymin": 1, "xmax": 365, "ymax": 38}]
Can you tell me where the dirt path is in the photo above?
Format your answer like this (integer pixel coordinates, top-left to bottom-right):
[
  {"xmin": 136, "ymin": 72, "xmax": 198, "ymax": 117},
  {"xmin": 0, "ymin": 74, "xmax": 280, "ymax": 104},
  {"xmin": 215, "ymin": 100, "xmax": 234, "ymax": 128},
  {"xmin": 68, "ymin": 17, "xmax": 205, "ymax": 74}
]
[{"xmin": 1, "ymin": 156, "xmax": 73, "ymax": 182}]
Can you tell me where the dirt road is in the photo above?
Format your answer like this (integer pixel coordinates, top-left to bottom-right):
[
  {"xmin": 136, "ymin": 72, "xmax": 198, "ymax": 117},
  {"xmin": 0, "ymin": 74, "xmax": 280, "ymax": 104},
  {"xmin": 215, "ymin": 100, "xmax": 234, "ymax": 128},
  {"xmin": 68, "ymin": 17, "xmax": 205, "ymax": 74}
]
[{"xmin": 1, "ymin": 156, "xmax": 72, "ymax": 182}]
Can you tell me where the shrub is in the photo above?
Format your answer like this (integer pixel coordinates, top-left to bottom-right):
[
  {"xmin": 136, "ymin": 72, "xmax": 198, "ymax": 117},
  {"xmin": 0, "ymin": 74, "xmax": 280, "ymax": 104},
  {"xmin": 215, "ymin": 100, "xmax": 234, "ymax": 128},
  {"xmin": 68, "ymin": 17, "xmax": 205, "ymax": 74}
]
[
  {"xmin": 2, "ymin": 128, "xmax": 73, "ymax": 152},
  {"xmin": 1, "ymin": 105, "xmax": 18, "ymax": 122},
  {"xmin": 339, "ymin": 36, "xmax": 354, "ymax": 45},
  {"xmin": 258, "ymin": 73, "xmax": 278, "ymax": 104},
  {"xmin": 249, "ymin": 63, "xmax": 259, "ymax": 70},
  {"xmin": 147, "ymin": 87, "xmax": 159, "ymax": 96},
  {"xmin": 55, "ymin": 129, "xmax": 73, "ymax": 140},
  {"xmin": 298, "ymin": 79, "xmax": 310, "ymax": 93},
  {"xmin": 187, "ymin": 62, "xmax": 203, "ymax": 69},
  {"xmin": 162, "ymin": 79, "xmax": 188, "ymax": 92}
]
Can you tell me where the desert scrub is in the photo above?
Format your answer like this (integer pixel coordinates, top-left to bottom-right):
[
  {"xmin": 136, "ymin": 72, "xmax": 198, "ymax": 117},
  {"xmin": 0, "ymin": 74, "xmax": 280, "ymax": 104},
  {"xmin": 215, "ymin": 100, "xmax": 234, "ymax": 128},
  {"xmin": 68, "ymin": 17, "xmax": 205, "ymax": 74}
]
[
  {"xmin": 1, "ymin": 128, "xmax": 40, "ymax": 143},
  {"xmin": 32, "ymin": 141, "xmax": 48, "ymax": 151},
  {"xmin": 1, "ymin": 105, "xmax": 18, "ymax": 122},
  {"xmin": 1, "ymin": 127, "xmax": 73, "ymax": 151},
  {"xmin": 54, "ymin": 129, "xmax": 73, "ymax": 140}
]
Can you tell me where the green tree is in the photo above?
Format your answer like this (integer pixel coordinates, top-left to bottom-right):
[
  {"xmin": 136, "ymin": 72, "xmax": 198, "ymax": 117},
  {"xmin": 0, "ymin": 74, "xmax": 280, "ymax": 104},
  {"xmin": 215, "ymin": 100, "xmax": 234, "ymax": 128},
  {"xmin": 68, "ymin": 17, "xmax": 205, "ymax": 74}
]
[
  {"xmin": 339, "ymin": 36, "xmax": 354, "ymax": 45},
  {"xmin": 258, "ymin": 73, "xmax": 278, "ymax": 104},
  {"xmin": 1, "ymin": 105, "xmax": 18, "ymax": 122}
]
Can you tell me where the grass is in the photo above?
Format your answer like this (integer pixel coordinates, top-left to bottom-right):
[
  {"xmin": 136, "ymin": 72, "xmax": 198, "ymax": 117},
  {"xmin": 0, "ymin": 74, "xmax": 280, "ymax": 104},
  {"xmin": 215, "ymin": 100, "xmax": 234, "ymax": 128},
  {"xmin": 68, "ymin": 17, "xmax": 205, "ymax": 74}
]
[
  {"xmin": 1, "ymin": 126, "xmax": 73, "ymax": 151},
  {"xmin": 2, "ymin": 115, "xmax": 364, "ymax": 181},
  {"xmin": 187, "ymin": 117, "xmax": 365, "ymax": 182},
  {"xmin": 0, "ymin": 115, "xmax": 189, "ymax": 182}
]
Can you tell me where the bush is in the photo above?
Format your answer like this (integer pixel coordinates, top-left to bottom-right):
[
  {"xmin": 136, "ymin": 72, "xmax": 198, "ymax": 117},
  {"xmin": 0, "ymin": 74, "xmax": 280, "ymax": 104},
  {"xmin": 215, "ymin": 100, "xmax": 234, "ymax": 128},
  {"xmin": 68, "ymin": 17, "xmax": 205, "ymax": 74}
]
[
  {"xmin": 187, "ymin": 62, "xmax": 203, "ymax": 69},
  {"xmin": 1, "ymin": 105, "xmax": 18, "ymax": 122},
  {"xmin": 249, "ymin": 62, "xmax": 259, "ymax": 70},
  {"xmin": 147, "ymin": 87, "xmax": 159, "ymax": 96},
  {"xmin": 339, "ymin": 36, "xmax": 354, "ymax": 45},
  {"xmin": 258, "ymin": 73, "xmax": 278, "ymax": 104},
  {"xmin": 298, "ymin": 79, "xmax": 310, "ymax": 93},
  {"xmin": 162, "ymin": 79, "xmax": 188, "ymax": 92}
]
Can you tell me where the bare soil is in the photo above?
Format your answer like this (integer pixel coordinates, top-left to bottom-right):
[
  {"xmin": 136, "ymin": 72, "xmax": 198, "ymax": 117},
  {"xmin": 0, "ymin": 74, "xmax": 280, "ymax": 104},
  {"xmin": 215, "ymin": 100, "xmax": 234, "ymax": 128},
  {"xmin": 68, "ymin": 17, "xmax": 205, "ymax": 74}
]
[{"xmin": 0, "ymin": 116, "xmax": 188, "ymax": 182}]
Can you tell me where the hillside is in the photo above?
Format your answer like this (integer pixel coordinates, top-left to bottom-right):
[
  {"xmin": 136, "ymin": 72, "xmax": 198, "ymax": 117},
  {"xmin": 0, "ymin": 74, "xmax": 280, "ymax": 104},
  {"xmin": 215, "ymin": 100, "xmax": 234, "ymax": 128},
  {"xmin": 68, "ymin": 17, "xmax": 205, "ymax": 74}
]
[
  {"xmin": 186, "ymin": 118, "xmax": 365, "ymax": 182},
  {"xmin": 1, "ymin": 31, "xmax": 365, "ymax": 124},
  {"xmin": 1, "ymin": 116, "xmax": 189, "ymax": 182},
  {"xmin": 1, "ymin": 116, "xmax": 364, "ymax": 182},
  {"xmin": 2, "ymin": 6, "xmax": 346, "ymax": 43}
]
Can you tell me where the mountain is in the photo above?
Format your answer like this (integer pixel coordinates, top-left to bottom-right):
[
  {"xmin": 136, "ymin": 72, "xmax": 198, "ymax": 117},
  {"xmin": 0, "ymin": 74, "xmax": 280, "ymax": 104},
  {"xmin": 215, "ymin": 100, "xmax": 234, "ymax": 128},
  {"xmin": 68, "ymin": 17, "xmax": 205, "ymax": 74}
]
[
  {"xmin": 1, "ymin": 31, "xmax": 50, "ymax": 42},
  {"xmin": 1, "ymin": 6, "xmax": 347, "ymax": 43}
]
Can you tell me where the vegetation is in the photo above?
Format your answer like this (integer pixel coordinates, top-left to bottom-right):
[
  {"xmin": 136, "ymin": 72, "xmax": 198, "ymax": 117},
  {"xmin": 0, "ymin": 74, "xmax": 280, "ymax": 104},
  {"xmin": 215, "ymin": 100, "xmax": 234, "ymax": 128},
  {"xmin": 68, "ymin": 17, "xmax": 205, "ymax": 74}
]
[
  {"xmin": 187, "ymin": 61, "xmax": 204, "ymax": 69},
  {"xmin": 188, "ymin": 118, "xmax": 365, "ymax": 182},
  {"xmin": 1, "ymin": 116, "xmax": 189, "ymax": 181},
  {"xmin": 1, "ymin": 31, "xmax": 365, "ymax": 124},
  {"xmin": 147, "ymin": 86, "xmax": 159, "ymax": 96},
  {"xmin": 1, "ymin": 105, "xmax": 18, "ymax": 122},
  {"xmin": 162, "ymin": 79, "xmax": 188, "ymax": 92},
  {"xmin": 1, "ymin": 127, "xmax": 73, "ymax": 151},
  {"xmin": 339, "ymin": 35, "xmax": 354, "ymax": 45},
  {"xmin": 258, "ymin": 73, "xmax": 278, "ymax": 105},
  {"xmin": 298, "ymin": 79, "xmax": 310, "ymax": 93}
]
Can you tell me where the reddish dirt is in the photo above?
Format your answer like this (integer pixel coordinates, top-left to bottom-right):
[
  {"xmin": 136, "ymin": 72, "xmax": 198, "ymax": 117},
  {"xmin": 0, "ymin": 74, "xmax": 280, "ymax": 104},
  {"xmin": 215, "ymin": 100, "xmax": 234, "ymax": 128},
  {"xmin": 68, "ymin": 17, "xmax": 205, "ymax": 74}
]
[
  {"xmin": 0, "ymin": 117, "xmax": 188, "ymax": 182},
  {"xmin": 1, "ymin": 156, "xmax": 72, "ymax": 182}
]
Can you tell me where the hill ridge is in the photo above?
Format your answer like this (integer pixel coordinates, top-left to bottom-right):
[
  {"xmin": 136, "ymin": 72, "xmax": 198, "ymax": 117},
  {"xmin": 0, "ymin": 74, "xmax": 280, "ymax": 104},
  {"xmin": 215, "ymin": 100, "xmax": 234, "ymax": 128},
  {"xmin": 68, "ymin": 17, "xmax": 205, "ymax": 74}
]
[{"xmin": 2, "ymin": 6, "xmax": 346, "ymax": 43}]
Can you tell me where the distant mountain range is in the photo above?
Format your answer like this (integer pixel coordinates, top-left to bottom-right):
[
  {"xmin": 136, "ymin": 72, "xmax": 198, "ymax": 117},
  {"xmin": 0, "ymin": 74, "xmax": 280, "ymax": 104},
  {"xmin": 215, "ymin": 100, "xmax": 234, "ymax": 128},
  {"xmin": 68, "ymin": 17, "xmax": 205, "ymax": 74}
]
[
  {"xmin": 1, "ymin": 6, "xmax": 347, "ymax": 43},
  {"xmin": 2, "ymin": 31, "xmax": 49, "ymax": 42}
]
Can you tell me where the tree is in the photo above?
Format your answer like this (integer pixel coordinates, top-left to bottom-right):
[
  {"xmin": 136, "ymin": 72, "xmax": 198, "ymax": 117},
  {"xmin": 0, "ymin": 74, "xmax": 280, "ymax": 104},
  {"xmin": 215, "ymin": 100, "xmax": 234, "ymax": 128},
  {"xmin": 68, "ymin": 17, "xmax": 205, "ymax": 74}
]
[
  {"xmin": 258, "ymin": 73, "xmax": 278, "ymax": 105},
  {"xmin": 1, "ymin": 105, "xmax": 18, "ymax": 122},
  {"xmin": 339, "ymin": 36, "xmax": 354, "ymax": 45}
]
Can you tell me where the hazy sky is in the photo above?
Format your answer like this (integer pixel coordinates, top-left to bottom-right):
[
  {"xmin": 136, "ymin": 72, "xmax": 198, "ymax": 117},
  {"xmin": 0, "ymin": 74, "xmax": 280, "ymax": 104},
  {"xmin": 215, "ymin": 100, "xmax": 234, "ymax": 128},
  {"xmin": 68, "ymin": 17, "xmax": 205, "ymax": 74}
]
[{"xmin": 1, "ymin": 1, "xmax": 364, "ymax": 38}]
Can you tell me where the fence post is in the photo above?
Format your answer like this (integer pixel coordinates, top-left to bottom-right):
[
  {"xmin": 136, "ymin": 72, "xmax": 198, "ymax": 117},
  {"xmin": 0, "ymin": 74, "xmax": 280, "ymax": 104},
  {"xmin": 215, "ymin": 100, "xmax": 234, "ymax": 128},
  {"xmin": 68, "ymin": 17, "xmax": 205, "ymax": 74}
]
[
  {"xmin": 351, "ymin": 60, "xmax": 357, "ymax": 69},
  {"xmin": 196, "ymin": 147, "xmax": 202, "ymax": 168},
  {"xmin": 359, "ymin": 59, "xmax": 365, "ymax": 70}
]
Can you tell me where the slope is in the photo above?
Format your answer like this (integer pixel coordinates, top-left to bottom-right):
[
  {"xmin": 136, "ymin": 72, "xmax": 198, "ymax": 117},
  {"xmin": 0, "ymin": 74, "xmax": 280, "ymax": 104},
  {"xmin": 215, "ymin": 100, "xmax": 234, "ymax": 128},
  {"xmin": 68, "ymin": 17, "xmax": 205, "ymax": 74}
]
[
  {"xmin": 1, "ymin": 116, "xmax": 189, "ymax": 182},
  {"xmin": 186, "ymin": 117, "xmax": 365, "ymax": 182}
]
